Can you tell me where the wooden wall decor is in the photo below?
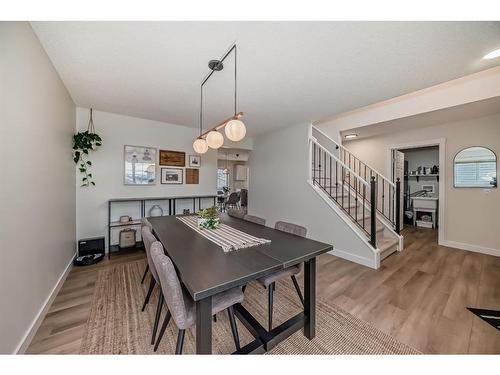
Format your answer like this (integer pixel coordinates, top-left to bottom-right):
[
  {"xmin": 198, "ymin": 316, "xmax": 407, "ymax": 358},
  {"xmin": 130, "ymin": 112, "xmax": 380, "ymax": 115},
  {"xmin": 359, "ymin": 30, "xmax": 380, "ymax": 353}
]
[
  {"xmin": 185, "ymin": 168, "xmax": 199, "ymax": 184},
  {"xmin": 159, "ymin": 150, "xmax": 185, "ymax": 166}
]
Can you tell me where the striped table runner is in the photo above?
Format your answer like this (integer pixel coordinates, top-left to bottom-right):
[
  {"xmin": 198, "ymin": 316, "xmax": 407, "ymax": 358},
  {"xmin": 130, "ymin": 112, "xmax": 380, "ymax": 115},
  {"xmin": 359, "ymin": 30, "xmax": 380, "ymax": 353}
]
[{"xmin": 177, "ymin": 215, "xmax": 271, "ymax": 253}]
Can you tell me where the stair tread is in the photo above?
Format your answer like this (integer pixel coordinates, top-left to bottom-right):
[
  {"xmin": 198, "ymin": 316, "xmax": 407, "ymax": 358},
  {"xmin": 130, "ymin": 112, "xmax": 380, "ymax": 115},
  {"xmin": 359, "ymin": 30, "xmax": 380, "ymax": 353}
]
[{"xmin": 378, "ymin": 237, "xmax": 399, "ymax": 252}]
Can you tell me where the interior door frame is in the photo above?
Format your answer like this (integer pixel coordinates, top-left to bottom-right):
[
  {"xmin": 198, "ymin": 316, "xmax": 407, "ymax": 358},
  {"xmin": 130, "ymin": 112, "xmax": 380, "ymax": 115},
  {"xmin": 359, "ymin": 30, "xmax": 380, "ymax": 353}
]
[{"xmin": 386, "ymin": 138, "xmax": 446, "ymax": 245}]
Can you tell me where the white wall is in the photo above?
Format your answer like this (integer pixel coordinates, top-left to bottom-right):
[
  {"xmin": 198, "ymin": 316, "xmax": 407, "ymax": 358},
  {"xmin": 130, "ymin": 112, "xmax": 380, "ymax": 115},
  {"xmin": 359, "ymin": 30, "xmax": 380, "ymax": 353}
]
[
  {"xmin": 0, "ymin": 22, "xmax": 76, "ymax": 353},
  {"xmin": 344, "ymin": 113, "xmax": 500, "ymax": 255},
  {"xmin": 249, "ymin": 122, "xmax": 376, "ymax": 267},
  {"xmin": 316, "ymin": 67, "xmax": 500, "ymax": 141},
  {"xmin": 402, "ymin": 147, "xmax": 439, "ymax": 195},
  {"xmin": 75, "ymin": 108, "xmax": 218, "ymax": 247}
]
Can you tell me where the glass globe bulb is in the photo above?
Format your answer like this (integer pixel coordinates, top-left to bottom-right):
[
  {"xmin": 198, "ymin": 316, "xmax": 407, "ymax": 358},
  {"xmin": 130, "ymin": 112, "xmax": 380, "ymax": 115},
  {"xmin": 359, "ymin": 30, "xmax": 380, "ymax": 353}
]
[
  {"xmin": 193, "ymin": 138, "xmax": 208, "ymax": 154},
  {"xmin": 225, "ymin": 119, "xmax": 246, "ymax": 142},
  {"xmin": 206, "ymin": 130, "xmax": 224, "ymax": 149}
]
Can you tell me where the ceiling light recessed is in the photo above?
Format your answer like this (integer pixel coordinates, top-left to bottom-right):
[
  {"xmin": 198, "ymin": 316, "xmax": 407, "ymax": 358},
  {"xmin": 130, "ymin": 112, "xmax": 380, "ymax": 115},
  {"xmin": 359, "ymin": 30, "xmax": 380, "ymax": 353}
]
[
  {"xmin": 345, "ymin": 134, "xmax": 358, "ymax": 139},
  {"xmin": 483, "ymin": 48, "xmax": 500, "ymax": 60}
]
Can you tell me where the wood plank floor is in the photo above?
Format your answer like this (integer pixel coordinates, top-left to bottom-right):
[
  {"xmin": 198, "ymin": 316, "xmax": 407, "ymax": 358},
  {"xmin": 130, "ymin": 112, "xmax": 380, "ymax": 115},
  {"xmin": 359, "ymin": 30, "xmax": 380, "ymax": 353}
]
[{"xmin": 26, "ymin": 227, "xmax": 500, "ymax": 354}]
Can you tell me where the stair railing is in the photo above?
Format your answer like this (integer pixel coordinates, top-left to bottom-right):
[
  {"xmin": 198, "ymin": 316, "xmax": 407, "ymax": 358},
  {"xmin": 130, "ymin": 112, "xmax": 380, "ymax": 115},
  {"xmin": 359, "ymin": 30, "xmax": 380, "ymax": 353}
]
[
  {"xmin": 309, "ymin": 137, "xmax": 378, "ymax": 247},
  {"xmin": 311, "ymin": 125, "xmax": 400, "ymax": 234}
]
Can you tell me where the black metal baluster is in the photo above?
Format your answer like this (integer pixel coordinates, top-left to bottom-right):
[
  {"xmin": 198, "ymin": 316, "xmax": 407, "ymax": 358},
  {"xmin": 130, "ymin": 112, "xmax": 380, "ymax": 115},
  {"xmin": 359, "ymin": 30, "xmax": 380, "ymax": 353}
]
[
  {"xmin": 335, "ymin": 161, "xmax": 338, "ymax": 201},
  {"xmin": 324, "ymin": 149, "xmax": 327, "ymax": 191},
  {"xmin": 355, "ymin": 178, "xmax": 358, "ymax": 224},
  {"xmin": 313, "ymin": 142, "xmax": 316, "ymax": 184},
  {"xmin": 370, "ymin": 176, "xmax": 377, "ymax": 248},
  {"xmin": 329, "ymin": 155, "xmax": 332, "ymax": 197},
  {"xmin": 319, "ymin": 148, "xmax": 322, "ymax": 189},
  {"xmin": 363, "ymin": 184, "xmax": 366, "ymax": 231},
  {"xmin": 341, "ymin": 165, "xmax": 345, "ymax": 209}
]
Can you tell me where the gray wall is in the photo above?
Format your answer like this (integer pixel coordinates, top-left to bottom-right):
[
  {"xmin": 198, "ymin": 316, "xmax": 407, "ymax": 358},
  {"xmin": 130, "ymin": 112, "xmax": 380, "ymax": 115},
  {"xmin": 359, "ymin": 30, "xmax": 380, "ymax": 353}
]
[
  {"xmin": 248, "ymin": 122, "xmax": 375, "ymax": 266},
  {"xmin": 345, "ymin": 113, "xmax": 500, "ymax": 254},
  {"xmin": 0, "ymin": 22, "xmax": 76, "ymax": 353}
]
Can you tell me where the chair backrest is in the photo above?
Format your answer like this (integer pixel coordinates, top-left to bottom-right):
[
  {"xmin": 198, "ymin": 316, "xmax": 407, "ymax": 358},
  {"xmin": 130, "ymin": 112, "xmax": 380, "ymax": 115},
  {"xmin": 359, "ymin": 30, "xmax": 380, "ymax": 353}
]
[
  {"xmin": 240, "ymin": 189, "xmax": 248, "ymax": 207},
  {"xmin": 244, "ymin": 214, "xmax": 266, "ymax": 226},
  {"xmin": 227, "ymin": 208, "xmax": 246, "ymax": 219},
  {"xmin": 141, "ymin": 217, "xmax": 153, "ymax": 230},
  {"xmin": 150, "ymin": 241, "xmax": 192, "ymax": 330},
  {"xmin": 275, "ymin": 221, "xmax": 307, "ymax": 238},
  {"xmin": 142, "ymin": 226, "xmax": 159, "ymax": 282},
  {"xmin": 227, "ymin": 192, "xmax": 239, "ymax": 204}
]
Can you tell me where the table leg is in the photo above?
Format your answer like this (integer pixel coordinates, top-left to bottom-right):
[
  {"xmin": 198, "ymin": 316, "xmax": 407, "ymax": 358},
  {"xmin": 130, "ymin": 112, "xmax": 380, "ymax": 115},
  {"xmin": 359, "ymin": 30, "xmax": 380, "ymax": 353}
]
[
  {"xmin": 304, "ymin": 257, "xmax": 316, "ymax": 339},
  {"xmin": 196, "ymin": 296, "xmax": 212, "ymax": 354}
]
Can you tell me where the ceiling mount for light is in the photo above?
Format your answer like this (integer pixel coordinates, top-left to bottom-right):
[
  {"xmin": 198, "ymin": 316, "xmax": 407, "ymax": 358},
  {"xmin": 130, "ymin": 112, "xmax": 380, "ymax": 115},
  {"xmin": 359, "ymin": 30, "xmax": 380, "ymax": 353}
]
[
  {"xmin": 483, "ymin": 48, "xmax": 500, "ymax": 60},
  {"xmin": 208, "ymin": 60, "xmax": 224, "ymax": 71},
  {"xmin": 345, "ymin": 134, "xmax": 358, "ymax": 139},
  {"xmin": 193, "ymin": 43, "xmax": 247, "ymax": 154}
]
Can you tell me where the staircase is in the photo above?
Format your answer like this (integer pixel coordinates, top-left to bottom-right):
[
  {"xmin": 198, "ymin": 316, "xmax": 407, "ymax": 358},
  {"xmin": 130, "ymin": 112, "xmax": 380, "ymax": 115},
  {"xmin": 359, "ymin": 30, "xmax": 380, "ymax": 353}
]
[{"xmin": 308, "ymin": 126, "xmax": 402, "ymax": 264}]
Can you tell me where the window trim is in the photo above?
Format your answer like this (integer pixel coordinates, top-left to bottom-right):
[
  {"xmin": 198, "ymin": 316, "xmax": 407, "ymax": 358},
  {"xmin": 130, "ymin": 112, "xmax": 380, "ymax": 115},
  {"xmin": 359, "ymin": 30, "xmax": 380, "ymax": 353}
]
[{"xmin": 453, "ymin": 146, "xmax": 497, "ymax": 188}]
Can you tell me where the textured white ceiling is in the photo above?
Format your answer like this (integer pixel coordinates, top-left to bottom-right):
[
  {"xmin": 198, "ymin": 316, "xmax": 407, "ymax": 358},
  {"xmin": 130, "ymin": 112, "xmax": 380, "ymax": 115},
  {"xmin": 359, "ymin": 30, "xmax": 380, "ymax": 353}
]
[{"xmin": 31, "ymin": 21, "xmax": 500, "ymax": 135}]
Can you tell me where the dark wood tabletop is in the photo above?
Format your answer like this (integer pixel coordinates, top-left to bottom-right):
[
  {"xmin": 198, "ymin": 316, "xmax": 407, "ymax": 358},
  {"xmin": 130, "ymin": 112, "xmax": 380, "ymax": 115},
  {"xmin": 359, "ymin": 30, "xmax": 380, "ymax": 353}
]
[{"xmin": 148, "ymin": 214, "xmax": 332, "ymax": 301}]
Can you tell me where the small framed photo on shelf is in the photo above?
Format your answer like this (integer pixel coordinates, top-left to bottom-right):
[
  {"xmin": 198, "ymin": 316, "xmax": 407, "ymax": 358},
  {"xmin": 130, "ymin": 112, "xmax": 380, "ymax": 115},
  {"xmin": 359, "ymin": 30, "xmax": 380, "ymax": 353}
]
[
  {"xmin": 161, "ymin": 168, "xmax": 183, "ymax": 184},
  {"xmin": 189, "ymin": 155, "xmax": 201, "ymax": 168}
]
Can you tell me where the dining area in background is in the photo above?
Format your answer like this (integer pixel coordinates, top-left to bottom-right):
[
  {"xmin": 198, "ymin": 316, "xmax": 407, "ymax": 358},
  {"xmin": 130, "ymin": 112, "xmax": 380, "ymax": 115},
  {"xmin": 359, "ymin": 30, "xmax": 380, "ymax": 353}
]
[{"xmin": 138, "ymin": 209, "xmax": 332, "ymax": 354}]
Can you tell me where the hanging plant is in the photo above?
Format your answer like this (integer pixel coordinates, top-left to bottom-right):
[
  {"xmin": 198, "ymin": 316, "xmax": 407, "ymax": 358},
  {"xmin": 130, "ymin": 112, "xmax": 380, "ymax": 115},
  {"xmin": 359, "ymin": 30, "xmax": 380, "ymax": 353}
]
[{"xmin": 73, "ymin": 108, "xmax": 102, "ymax": 187}]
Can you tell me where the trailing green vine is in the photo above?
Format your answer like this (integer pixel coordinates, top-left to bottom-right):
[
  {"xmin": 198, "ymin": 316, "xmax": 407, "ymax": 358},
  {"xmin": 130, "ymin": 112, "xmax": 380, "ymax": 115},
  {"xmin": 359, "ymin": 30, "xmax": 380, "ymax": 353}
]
[{"xmin": 73, "ymin": 109, "xmax": 102, "ymax": 187}]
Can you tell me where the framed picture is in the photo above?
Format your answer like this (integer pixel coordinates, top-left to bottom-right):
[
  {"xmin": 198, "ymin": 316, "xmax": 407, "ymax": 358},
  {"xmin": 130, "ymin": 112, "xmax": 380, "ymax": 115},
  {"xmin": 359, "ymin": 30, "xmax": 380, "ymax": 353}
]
[
  {"xmin": 189, "ymin": 155, "xmax": 201, "ymax": 168},
  {"xmin": 124, "ymin": 145, "xmax": 157, "ymax": 185},
  {"xmin": 159, "ymin": 150, "xmax": 185, "ymax": 166},
  {"xmin": 161, "ymin": 168, "xmax": 183, "ymax": 184},
  {"xmin": 186, "ymin": 168, "xmax": 199, "ymax": 184}
]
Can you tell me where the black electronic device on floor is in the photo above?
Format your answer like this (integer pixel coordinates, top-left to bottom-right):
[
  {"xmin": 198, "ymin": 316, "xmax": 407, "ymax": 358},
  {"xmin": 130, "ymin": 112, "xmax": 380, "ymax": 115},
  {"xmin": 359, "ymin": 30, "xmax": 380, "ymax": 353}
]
[{"xmin": 74, "ymin": 236, "xmax": 105, "ymax": 266}]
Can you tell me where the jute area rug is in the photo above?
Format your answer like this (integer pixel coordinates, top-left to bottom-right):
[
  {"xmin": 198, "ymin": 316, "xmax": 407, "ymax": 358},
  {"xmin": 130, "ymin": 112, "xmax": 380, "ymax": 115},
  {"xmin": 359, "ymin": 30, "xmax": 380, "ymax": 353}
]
[{"xmin": 80, "ymin": 260, "xmax": 420, "ymax": 355}]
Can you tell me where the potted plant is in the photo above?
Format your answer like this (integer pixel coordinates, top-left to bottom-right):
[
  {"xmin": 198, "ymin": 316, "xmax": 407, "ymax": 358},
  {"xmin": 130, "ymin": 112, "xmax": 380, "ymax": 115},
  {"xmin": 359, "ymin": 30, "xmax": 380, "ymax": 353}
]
[
  {"xmin": 73, "ymin": 108, "xmax": 102, "ymax": 187},
  {"xmin": 197, "ymin": 207, "xmax": 220, "ymax": 229}
]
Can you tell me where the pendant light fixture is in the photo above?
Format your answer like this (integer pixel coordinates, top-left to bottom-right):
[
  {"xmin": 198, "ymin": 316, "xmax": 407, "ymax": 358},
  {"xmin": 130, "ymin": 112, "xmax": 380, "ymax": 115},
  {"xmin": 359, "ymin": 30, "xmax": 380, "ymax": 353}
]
[{"xmin": 192, "ymin": 43, "xmax": 246, "ymax": 153}]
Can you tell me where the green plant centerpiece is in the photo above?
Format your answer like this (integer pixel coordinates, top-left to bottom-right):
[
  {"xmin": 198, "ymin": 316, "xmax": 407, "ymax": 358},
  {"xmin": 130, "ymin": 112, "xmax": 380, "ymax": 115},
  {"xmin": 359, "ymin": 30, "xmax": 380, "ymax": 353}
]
[
  {"xmin": 197, "ymin": 207, "xmax": 220, "ymax": 230},
  {"xmin": 73, "ymin": 108, "xmax": 102, "ymax": 187}
]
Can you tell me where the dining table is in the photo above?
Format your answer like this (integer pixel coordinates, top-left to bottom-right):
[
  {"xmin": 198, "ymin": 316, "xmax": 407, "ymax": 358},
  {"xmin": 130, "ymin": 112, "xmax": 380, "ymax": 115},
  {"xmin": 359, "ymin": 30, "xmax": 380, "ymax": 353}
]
[{"xmin": 148, "ymin": 214, "xmax": 332, "ymax": 354}]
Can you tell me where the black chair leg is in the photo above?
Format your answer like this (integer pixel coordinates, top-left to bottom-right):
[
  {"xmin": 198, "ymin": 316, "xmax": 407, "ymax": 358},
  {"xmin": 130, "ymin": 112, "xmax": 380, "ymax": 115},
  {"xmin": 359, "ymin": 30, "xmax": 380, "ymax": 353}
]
[
  {"xmin": 268, "ymin": 282, "xmax": 274, "ymax": 331},
  {"xmin": 291, "ymin": 275, "xmax": 304, "ymax": 306},
  {"xmin": 151, "ymin": 293, "xmax": 164, "ymax": 344},
  {"xmin": 141, "ymin": 264, "xmax": 149, "ymax": 284},
  {"xmin": 141, "ymin": 277, "xmax": 156, "ymax": 311},
  {"xmin": 154, "ymin": 310, "xmax": 171, "ymax": 352},
  {"xmin": 175, "ymin": 329, "xmax": 185, "ymax": 355},
  {"xmin": 227, "ymin": 306, "xmax": 241, "ymax": 351}
]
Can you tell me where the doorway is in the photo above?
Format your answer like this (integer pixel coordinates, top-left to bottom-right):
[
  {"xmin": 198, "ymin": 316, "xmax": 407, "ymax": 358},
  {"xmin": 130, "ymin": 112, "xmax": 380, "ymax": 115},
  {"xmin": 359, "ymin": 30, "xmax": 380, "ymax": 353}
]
[{"xmin": 388, "ymin": 139, "xmax": 445, "ymax": 244}]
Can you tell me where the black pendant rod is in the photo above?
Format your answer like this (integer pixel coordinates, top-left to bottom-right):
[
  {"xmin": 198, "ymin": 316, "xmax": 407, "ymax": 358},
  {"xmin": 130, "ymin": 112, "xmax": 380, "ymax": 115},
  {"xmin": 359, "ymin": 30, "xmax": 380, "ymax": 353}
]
[{"xmin": 198, "ymin": 42, "xmax": 238, "ymax": 138}]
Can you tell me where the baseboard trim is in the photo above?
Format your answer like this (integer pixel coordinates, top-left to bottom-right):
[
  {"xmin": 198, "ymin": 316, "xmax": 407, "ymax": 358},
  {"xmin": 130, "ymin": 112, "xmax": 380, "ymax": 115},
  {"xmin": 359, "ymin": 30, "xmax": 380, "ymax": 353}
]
[
  {"xmin": 14, "ymin": 254, "xmax": 75, "ymax": 354},
  {"xmin": 328, "ymin": 248, "xmax": 378, "ymax": 269},
  {"xmin": 439, "ymin": 240, "xmax": 500, "ymax": 258}
]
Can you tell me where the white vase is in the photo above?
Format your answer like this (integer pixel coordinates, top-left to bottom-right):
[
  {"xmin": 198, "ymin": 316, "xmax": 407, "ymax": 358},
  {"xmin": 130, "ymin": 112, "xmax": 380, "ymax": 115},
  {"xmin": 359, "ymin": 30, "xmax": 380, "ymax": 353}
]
[{"xmin": 149, "ymin": 205, "xmax": 163, "ymax": 217}]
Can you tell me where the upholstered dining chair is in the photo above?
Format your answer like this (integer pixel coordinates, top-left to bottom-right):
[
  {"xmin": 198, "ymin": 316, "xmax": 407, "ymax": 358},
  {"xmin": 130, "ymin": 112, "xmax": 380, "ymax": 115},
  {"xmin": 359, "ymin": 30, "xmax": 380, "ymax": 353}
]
[
  {"xmin": 227, "ymin": 208, "xmax": 246, "ymax": 219},
  {"xmin": 151, "ymin": 241, "xmax": 244, "ymax": 354},
  {"xmin": 225, "ymin": 192, "xmax": 239, "ymax": 210},
  {"xmin": 257, "ymin": 221, "xmax": 307, "ymax": 331},
  {"xmin": 140, "ymin": 218, "xmax": 153, "ymax": 284},
  {"xmin": 243, "ymin": 214, "xmax": 266, "ymax": 226},
  {"xmin": 240, "ymin": 189, "xmax": 248, "ymax": 208},
  {"xmin": 141, "ymin": 226, "xmax": 165, "ymax": 345}
]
